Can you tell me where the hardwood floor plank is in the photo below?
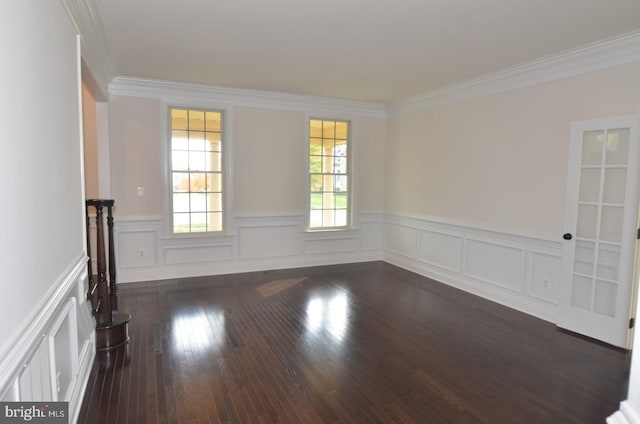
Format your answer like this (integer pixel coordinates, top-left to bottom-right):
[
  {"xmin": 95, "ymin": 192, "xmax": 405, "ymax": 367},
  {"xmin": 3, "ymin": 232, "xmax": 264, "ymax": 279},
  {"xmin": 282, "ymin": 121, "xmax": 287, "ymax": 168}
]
[{"xmin": 78, "ymin": 262, "xmax": 630, "ymax": 423}]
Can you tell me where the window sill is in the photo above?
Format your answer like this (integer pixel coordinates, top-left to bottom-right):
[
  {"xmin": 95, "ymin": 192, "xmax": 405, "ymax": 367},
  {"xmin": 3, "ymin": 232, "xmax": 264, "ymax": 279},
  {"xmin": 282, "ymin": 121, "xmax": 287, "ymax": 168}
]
[
  {"xmin": 160, "ymin": 231, "xmax": 235, "ymax": 241},
  {"xmin": 304, "ymin": 227, "xmax": 357, "ymax": 236}
]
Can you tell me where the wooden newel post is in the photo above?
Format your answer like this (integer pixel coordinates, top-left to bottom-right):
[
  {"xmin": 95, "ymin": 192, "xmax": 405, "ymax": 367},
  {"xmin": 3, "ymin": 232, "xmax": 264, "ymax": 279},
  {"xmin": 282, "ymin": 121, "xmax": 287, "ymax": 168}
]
[
  {"xmin": 85, "ymin": 208, "xmax": 93, "ymax": 281},
  {"xmin": 94, "ymin": 202, "xmax": 112, "ymax": 326},
  {"xmin": 85, "ymin": 199, "xmax": 130, "ymax": 351},
  {"xmin": 106, "ymin": 203, "xmax": 117, "ymax": 297}
]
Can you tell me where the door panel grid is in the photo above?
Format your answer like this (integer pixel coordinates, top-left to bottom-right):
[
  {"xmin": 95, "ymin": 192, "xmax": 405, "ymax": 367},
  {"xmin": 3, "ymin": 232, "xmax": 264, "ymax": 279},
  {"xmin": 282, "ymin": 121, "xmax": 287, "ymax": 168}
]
[
  {"xmin": 559, "ymin": 115, "xmax": 639, "ymax": 348},
  {"xmin": 571, "ymin": 128, "xmax": 629, "ymax": 316}
]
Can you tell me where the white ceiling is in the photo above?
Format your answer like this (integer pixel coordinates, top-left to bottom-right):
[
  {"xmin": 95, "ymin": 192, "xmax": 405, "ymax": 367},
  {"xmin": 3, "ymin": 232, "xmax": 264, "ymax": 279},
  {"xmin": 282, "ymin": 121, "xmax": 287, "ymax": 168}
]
[{"xmin": 96, "ymin": 0, "xmax": 640, "ymax": 103}]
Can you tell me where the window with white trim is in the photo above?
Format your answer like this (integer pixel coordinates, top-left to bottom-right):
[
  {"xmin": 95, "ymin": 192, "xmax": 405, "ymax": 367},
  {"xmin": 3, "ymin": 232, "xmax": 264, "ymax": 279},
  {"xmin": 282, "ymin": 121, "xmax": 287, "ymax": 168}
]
[
  {"xmin": 309, "ymin": 118, "xmax": 351, "ymax": 229},
  {"xmin": 170, "ymin": 107, "xmax": 223, "ymax": 233}
]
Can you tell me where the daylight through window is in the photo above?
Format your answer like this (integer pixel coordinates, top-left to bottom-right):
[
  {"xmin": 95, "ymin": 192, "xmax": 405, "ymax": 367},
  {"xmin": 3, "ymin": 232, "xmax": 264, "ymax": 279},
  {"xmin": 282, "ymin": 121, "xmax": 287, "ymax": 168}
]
[
  {"xmin": 170, "ymin": 108, "xmax": 223, "ymax": 233},
  {"xmin": 309, "ymin": 119, "xmax": 350, "ymax": 229}
]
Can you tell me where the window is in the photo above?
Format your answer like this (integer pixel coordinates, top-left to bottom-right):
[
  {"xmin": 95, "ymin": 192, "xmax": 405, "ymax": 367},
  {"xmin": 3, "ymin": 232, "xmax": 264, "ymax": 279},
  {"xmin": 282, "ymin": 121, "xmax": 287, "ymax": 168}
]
[
  {"xmin": 309, "ymin": 118, "xmax": 350, "ymax": 229},
  {"xmin": 170, "ymin": 108, "xmax": 223, "ymax": 233}
]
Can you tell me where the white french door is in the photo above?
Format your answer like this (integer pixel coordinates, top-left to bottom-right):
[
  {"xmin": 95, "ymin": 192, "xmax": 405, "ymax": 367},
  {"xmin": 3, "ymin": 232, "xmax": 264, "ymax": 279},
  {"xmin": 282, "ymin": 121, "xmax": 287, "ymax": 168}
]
[{"xmin": 558, "ymin": 115, "xmax": 640, "ymax": 348}]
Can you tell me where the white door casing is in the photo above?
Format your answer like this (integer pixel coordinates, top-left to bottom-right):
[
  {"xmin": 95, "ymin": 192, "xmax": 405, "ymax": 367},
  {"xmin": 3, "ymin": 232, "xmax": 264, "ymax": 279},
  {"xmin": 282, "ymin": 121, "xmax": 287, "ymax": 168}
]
[{"xmin": 559, "ymin": 115, "xmax": 640, "ymax": 348}]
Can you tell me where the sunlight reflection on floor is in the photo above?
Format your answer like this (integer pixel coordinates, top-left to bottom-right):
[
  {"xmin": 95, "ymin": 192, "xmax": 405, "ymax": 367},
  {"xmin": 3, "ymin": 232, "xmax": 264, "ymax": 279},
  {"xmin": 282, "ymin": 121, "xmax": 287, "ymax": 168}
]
[
  {"xmin": 256, "ymin": 277, "xmax": 308, "ymax": 297},
  {"xmin": 172, "ymin": 307, "xmax": 226, "ymax": 357}
]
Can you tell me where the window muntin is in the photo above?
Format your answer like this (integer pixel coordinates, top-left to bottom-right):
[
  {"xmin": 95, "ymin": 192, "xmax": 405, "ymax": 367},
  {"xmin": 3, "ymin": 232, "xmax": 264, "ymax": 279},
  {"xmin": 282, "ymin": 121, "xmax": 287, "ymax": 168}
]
[
  {"xmin": 170, "ymin": 108, "xmax": 223, "ymax": 233},
  {"xmin": 309, "ymin": 119, "xmax": 350, "ymax": 229}
]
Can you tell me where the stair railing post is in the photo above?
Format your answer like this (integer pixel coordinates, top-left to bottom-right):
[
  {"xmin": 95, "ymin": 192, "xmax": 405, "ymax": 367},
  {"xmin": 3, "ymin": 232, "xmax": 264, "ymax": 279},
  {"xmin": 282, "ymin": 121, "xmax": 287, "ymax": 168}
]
[
  {"xmin": 86, "ymin": 199, "xmax": 130, "ymax": 351},
  {"xmin": 85, "ymin": 203, "xmax": 93, "ymax": 285},
  {"xmin": 106, "ymin": 202, "xmax": 117, "ymax": 309},
  {"xmin": 95, "ymin": 203, "xmax": 112, "ymax": 326}
]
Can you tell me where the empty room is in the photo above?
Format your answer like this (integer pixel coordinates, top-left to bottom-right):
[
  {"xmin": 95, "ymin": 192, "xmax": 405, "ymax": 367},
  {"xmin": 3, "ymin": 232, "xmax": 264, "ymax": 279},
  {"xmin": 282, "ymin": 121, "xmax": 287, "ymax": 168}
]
[{"xmin": 3, "ymin": 1, "xmax": 640, "ymax": 423}]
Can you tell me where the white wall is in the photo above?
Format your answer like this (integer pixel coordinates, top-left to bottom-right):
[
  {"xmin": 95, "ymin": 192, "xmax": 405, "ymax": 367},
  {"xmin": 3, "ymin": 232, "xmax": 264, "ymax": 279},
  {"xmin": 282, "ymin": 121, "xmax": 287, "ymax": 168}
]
[
  {"xmin": 0, "ymin": 1, "xmax": 95, "ymax": 421},
  {"xmin": 386, "ymin": 63, "xmax": 640, "ymax": 235},
  {"xmin": 82, "ymin": 82, "xmax": 100, "ymax": 199},
  {"xmin": 109, "ymin": 95, "xmax": 164, "ymax": 217},
  {"xmin": 233, "ymin": 107, "xmax": 307, "ymax": 215}
]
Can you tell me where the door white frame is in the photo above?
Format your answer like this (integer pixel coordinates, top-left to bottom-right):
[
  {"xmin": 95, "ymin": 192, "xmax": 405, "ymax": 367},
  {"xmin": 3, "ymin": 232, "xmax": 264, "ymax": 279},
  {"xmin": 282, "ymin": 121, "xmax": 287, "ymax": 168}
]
[{"xmin": 558, "ymin": 114, "xmax": 640, "ymax": 348}]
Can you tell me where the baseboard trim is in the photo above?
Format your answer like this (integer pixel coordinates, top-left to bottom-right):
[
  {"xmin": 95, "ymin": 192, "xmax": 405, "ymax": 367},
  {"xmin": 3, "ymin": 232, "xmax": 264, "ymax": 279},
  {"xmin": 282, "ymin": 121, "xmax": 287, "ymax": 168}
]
[{"xmin": 608, "ymin": 401, "xmax": 640, "ymax": 424}]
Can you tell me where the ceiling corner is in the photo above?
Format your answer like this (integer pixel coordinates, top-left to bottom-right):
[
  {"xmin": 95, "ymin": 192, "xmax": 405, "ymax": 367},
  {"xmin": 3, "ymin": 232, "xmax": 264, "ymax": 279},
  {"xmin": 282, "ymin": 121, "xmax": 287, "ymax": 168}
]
[{"xmin": 63, "ymin": 0, "xmax": 114, "ymax": 99}]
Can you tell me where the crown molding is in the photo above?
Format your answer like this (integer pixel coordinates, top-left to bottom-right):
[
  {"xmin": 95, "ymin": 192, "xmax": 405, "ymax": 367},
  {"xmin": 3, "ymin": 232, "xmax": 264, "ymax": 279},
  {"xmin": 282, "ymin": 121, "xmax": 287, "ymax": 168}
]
[
  {"xmin": 63, "ymin": 0, "xmax": 114, "ymax": 99},
  {"xmin": 388, "ymin": 31, "xmax": 640, "ymax": 116},
  {"xmin": 108, "ymin": 77, "xmax": 388, "ymax": 118}
]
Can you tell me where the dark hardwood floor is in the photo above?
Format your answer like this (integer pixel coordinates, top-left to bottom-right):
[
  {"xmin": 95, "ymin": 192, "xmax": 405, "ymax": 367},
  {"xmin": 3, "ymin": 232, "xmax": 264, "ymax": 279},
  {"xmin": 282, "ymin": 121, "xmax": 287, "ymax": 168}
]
[{"xmin": 77, "ymin": 261, "xmax": 630, "ymax": 423}]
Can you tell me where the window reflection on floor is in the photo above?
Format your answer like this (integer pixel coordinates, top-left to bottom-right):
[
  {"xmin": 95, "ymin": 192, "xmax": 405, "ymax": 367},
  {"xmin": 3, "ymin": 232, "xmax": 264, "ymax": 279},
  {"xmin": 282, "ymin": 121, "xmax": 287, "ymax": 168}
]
[
  {"xmin": 305, "ymin": 289, "xmax": 350, "ymax": 343},
  {"xmin": 172, "ymin": 307, "xmax": 225, "ymax": 357}
]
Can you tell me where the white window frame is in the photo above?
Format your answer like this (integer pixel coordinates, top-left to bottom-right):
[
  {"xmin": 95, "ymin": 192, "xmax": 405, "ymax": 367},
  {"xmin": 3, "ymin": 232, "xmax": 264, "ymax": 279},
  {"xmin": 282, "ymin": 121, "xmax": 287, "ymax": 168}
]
[
  {"xmin": 306, "ymin": 115, "xmax": 358, "ymax": 231},
  {"xmin": 161, "ymin": 103, "xmax": 234, "ymax": 238}
]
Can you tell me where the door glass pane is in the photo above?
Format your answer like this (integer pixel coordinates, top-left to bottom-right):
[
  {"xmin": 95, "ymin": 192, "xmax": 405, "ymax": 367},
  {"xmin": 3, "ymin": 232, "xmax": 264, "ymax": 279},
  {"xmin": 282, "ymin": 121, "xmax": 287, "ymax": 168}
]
[
  {"xmin": 602, "ymin": 168, "xmax": 627, "ymax": 205},
  {"xmin": 605, "ymin": 128, "xmax": 630, "ymax": 165},
  {"xmin": 597, "ymin": 243, "xmax": 621, "ymax": 281},
  {"xmin": 594, "ymin": 281, "xmax": 617, "ymax": 317},
  {"xmin": 571, "ymin": 275, "xmax": 593, "ymax": 311},
  {"xmin": 576, "ymin": 205, "xmax": 598, "ymax": 239},
  {"xmin": 579, "ymin": 168, "xmax": 601, "ymax": 202},
  {"xmin": 581, "ymin": 131, "xmax": 604, "ymax": 165},
  {"xmin": 600, "ymin": 206, "xmax": 624, "ymax": 242},
  {"xmin": 574, "ymin": 240, "xmax": 595, "ymax": 276}
]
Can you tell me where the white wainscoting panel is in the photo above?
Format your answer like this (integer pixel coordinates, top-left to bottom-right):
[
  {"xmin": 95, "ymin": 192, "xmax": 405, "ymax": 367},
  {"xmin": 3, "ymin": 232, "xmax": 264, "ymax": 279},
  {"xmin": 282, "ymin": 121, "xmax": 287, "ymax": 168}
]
[
  {"xmin": 384, "ymin": 222, "xmax": 417, "ymax": 258},
  {"xmin": 115, "ymin": 214, "xmax": 384, "ymax": 283},
  {"xmin": 48, "ymin": 298, "xmax": 79, "ymax": 401},
  {"xmin": 18, "ymin": 336, "xmax": 50, "ymax": 401},
  {"xmin": 165, "ymin": 244, "xmax": 234, "ymax": 265},
  {"xmin": 384, "ymin": 214, "xmax": 561, "ymax": 323},
  {"xmin": 528, "ymin": 250, "xmax": 562, "ymax": 304},
  {"xmin": 418, "ymin": 229, "xmax": 463, "ymax": 273},
  {"xmin": 238, "ymin": 224, "xmax": 301, "ymax": 259},
  {"xmin": 118, "ymin": 230, "xmax": 158, "ymax": 268},
  {"xmin": 304, "ymin": 234, "xmax": 359, "ymax": 255},
  {"xmin": 464, "ymin": 239, "xmax": 526, "ymax": 292},
  {"xmin": 0, "ymin": 254, "xmax": 95, "ymax": 423},
  {"xmin": 359, "ymin": 220, "xmax": 382, "ymax": 251}
]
